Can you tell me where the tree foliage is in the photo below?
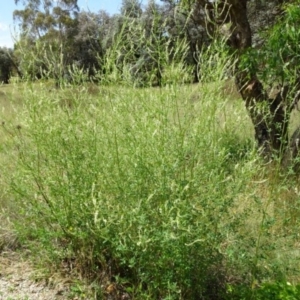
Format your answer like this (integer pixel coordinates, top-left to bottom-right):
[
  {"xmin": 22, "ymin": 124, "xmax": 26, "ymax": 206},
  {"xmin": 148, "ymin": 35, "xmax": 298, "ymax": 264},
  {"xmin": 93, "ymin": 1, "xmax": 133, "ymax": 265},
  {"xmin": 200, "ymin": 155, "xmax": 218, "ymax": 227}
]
[
  {"xmin": 12, "ymin": 0, "xmax": 211, "ymax": 85},
  {"xmin": 14, "ymin": 0, "xmax": 79, "ymax": 38},
  {"xmin": 14, "ymin": 0, "xmax": 79, "ymax": 81}
]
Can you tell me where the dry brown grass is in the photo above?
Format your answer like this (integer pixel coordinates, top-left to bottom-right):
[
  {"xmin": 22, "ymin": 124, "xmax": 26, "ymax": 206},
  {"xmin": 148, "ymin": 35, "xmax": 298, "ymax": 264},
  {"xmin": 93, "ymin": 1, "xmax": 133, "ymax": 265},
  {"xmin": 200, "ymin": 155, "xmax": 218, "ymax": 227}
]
[
  {"xmin": 0, "ymin": 84, "xmax": 25, "ymax": 252},
  {"xmin": 0, "ymin": 250, "xmax": 77, "ymax": 299}
]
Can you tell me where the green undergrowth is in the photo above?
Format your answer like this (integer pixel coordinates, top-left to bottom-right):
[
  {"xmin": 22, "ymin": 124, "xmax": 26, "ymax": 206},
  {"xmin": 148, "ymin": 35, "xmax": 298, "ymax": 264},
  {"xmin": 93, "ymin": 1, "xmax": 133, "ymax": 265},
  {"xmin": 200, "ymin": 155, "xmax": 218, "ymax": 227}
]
[
  {"xmin": 227, "ymin": 281, "xmax": 300, "ymax": 300},
  {"xmin": 1, "ymin": 34, "xmax": 300, "ymax": 298},
  {"xmin": 0, "ymin": 80, "xmax": 299, "ymax": 299}
]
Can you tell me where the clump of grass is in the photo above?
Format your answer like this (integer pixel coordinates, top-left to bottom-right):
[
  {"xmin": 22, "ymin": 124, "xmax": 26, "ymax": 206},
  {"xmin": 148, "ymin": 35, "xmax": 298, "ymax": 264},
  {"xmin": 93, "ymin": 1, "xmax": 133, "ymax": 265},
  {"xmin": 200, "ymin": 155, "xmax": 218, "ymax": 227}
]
[
  {"xmin": 1, "ymin": 80, "xmax": 247, "ymax": 298},
  {"xmin": 1, "ymin": 39, "xmax": 300, "ymax": 299}
]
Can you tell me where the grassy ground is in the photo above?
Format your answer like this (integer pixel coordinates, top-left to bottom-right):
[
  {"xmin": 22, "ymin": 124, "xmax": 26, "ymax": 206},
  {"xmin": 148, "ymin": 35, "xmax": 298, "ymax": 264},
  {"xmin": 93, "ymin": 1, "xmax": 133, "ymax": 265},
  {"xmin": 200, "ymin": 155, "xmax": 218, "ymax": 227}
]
[
  {"xmin": 0, "ymin": 80, "xmax": 300, "ymax": 299},
  {"xmin": 0, "ymin": 83, "xmax": 23, "ymax": 251}
]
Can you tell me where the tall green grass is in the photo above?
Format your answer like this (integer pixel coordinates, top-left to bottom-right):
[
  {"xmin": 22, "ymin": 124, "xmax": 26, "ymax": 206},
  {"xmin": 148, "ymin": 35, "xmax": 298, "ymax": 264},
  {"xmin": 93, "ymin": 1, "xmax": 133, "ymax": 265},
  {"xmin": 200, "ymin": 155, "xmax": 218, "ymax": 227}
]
[{"xmin": 1, "ymin": 39, "xmax": 300, "ymax": 299}]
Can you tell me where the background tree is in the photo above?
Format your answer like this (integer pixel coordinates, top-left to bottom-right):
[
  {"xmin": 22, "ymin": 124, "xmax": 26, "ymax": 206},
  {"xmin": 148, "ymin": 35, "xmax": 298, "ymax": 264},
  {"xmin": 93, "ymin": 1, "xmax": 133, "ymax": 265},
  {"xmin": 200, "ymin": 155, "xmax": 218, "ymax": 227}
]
[
  {"xmin": 72, "ymin": 10, "xmax": 110, "ymax": 79},
  {"xmin": 128, "ymin": 0, "xmax": 166, "ymax": 86},
  {"xmin": 14, "ymin": 0, "xmax": 79, "ymax": 38},
  {"xmin": 160, "ymin": 0, "xmax": 213, "ymax": 82},
  {"xmin": 14, "ymin": 0, "xmax": 79, "ymax": 81},
  {"xmin": 121, "ymin": 0, "xmax": 143, "ymax": 18},
  {"xmin": 109, "ymin": 0, "xmax": 206, "ymax": 86}
]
